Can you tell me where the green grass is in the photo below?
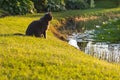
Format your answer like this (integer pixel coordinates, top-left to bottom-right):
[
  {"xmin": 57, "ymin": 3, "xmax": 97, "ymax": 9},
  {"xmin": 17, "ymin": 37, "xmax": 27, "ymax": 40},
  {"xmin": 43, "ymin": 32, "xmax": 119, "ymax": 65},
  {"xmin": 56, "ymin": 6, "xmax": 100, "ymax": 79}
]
[
  {"xmin": 52, "ymin": 8, "xmax": 120, "ymax": 19},
  {"xmin": 0, "ymin": 9, "xmax": 120, "ymax": 80},
  {"xmin": 95, "ymin": 0, "xmax": 118, "ymax": 8}
]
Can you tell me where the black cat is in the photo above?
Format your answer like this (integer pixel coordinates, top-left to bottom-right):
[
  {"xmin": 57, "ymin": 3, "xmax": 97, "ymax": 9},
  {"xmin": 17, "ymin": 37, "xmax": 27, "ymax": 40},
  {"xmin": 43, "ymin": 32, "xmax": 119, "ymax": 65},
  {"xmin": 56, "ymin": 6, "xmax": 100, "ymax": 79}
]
[{"xmin": 25, "ymin": 12, "xmax": 52, "ymax": 38}]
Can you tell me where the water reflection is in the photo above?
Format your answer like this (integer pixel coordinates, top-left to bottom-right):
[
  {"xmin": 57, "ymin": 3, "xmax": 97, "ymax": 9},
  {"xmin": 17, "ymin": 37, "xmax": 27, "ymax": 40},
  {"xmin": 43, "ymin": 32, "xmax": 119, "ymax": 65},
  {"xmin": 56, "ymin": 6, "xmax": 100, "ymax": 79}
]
[
  {"xmin": 85, "ymin": 42, "xmax": 120, "ymax": 63},
  {"xmin": 68, "ymin": 31, "xmax": 120, "ymax": 63}
]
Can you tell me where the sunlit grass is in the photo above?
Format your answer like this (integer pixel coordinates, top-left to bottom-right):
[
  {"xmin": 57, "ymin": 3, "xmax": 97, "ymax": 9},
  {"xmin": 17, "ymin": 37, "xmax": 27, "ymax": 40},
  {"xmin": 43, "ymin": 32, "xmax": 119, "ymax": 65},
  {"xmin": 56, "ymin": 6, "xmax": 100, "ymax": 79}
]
[
  {"xmin": 53, "ymin": 8, "xmax": 120, "ymax": 18},
  {"xmin": 0, "ymin": 8, "xmax": 120, "ymax": 79}
]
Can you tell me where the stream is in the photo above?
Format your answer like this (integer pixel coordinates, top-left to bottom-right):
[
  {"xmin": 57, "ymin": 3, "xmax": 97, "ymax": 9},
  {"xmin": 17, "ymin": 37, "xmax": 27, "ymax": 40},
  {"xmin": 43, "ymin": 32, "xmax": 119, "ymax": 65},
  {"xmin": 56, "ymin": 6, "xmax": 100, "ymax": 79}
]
[{"xmin": 68, "ymin": 30, "xmax": 120, "ymax": 63}]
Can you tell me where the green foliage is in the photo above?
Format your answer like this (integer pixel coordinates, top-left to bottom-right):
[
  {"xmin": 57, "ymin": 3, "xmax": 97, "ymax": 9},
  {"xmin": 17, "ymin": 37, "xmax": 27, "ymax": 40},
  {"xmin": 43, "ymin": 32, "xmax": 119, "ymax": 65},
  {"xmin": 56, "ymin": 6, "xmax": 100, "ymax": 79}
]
[
  {"xmin": 95, "ymin": 0, "xmax": 118, "ymax": 8},
  {"xmin": 93, "ymin": 18, "xmax": 120, "ymax": 43},
  {"xmin": 31, "ymin": 0, "xmax": 47, "ymax": 12},
  {"xmin": 90, "ymin": 0, "xmax": 95, "ymax": 8},
  {"xmin": 0, "ymin": 0, "xmax": 35, "ymax": 15},
  {"xmin": 31, "ymin": 0, "xmax": 66, "ymax": 12},
  {"xmin": 65, "ymin": 0, "xmax": 89, "ymax": 9},
  {"xmin": 46, "ymin": 0, "xmax": 66, "ymax": 12},
  {"xmin": 115, "ymin": 0, "xmax": 120, "ymax": 6},
  {"xmin": 86, "ymin": 0, "xmax": 95, "ymax": 8}
]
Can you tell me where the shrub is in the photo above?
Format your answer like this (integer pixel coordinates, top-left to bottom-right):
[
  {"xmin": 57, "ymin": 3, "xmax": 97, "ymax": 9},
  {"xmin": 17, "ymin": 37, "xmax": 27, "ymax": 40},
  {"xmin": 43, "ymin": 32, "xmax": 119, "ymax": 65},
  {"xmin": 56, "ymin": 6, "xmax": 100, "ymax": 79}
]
[
  {"xmin": 114, "ymin": 0, "xmax": 120, "ymax": 6},
  {"xmin": 86, "ymin": 0, "xmax": 95, "ymax": 8},
  {"xmin": 32, "ymin": 0, "xmax": 66, "ymax": 12},
  {"xmin": 31, "ymin": 0, "xmax": 47, "ymax": 12},
  {"xmin": 0, "ymin": 0, "xmax": 35, "ymax": 15},
  {"xmin": 65, "ymin": 0, "xmax": 89, "ymax": 10},
  {"xmin": 90, "ymin": 0, "xmax": 95, "ymax": 8},
  {"xmin": 46, "ymin": 0, "xmax": 66, "ymax": 12}
]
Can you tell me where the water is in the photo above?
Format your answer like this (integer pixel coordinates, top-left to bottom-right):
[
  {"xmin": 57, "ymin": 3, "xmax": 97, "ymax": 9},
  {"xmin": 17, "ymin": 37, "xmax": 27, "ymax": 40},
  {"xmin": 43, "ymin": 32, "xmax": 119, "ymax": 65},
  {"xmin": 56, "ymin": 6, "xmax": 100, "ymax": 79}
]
[
  {"xmin": 85, "ymin": 42, "xmax": 120, "ymax": 62},
  {"xmin": 68, "ymin": 39, "xmax": 80, "ymax": 49},
  {"xmin": 68, "ymin": 30, "xmax": 120, "ymax": 63}
]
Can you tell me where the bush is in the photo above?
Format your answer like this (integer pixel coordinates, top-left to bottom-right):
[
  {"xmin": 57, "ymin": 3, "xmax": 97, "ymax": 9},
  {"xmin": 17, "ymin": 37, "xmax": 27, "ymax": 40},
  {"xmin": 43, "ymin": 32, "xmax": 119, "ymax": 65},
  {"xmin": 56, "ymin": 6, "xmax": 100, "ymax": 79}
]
[
  {"xmin": 32, "ymin": 0, "xmax": 66, "ymax": 12},
  {"xmin": 0, "ymin": 0, "xmax": 35, "ymax": 15},
  {"xmin": 90, "ymin": 0, "xmax": 95, "ymax": 8},
  {"xmin": 31, "ymin": 0, "xmax": 47, "ymax": 12},
  {"xmin": 46, "ymin": 0, "xmax": 66, "ymax": 12},
  {"xmin": 65, "ymin": 0, "xmax": 89, "ymax": 10},
  {"xmin": 114, "ymin": 0, "xmax": 120, "ymax": 7},
  {"xmin": 85, "ymin": 0, "xmax": 95, "ymax": 8}
]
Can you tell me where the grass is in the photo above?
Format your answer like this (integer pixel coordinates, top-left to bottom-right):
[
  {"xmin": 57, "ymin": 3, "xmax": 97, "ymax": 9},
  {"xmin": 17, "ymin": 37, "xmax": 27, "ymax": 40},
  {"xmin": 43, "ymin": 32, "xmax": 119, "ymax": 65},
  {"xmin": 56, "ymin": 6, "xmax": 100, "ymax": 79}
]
[
  {"xmin": 0, "ymin": 8, "xmax": 120, "ymax": 80},
  {"xmin": 52, "ymin": 8, "xmax": 120, "ymax": 19},
  {"xmin": 95, "ymin": 0, "xmax": 118, "ymax": 8}
]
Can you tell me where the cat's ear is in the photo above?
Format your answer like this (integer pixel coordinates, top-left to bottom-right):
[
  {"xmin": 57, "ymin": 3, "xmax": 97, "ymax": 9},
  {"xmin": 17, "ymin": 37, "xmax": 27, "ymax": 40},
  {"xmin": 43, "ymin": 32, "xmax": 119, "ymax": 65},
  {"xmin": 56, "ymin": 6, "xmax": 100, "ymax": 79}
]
[{"xmin": 44, "ymin": 12, "xmax": 52, "ymax": 21}]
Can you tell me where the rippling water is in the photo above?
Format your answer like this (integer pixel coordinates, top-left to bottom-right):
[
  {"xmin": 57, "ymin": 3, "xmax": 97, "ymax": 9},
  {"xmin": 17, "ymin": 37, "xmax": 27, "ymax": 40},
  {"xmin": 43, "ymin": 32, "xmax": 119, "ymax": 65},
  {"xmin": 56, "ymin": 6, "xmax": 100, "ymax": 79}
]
[
  {"xmin": 85, "ymin": 42, "xmax": 120, "ymax": 62},
  {"xmin": 68, "ymin": 31, "xmax": 120, "ymax": 63}
]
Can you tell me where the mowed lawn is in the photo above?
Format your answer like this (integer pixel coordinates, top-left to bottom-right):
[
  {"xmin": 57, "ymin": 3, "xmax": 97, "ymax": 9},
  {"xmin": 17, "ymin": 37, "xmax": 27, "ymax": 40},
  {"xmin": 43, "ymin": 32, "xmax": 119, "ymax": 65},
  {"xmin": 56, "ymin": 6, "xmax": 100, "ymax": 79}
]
[{"xmin": 0, "ymin": 9, "xmax": 120, "ymax": 80}]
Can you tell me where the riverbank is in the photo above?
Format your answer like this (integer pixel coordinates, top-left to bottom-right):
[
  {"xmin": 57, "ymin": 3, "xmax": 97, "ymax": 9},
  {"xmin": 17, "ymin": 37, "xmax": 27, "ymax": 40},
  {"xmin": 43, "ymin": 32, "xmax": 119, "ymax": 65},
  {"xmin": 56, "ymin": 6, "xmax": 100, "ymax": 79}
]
[{"xmin": 52, "ymin": 8, "xmax": 120, "ymax": 38}]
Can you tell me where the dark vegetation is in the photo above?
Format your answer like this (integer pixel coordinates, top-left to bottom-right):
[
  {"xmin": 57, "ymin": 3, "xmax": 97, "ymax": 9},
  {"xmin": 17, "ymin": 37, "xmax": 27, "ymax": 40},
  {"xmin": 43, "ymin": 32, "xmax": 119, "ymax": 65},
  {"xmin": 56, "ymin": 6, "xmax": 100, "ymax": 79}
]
[
  {"xmin": 0, "ymin": 9, "xmax": 9, "ymax": 17},
  {"xmin": 0, "ymin": 0, "xmax": 35, "ymax": 15},
  {"xmin": 0, "ymin": 0, "xmax": 94, "ymax": 15},
  {"xmin": 0, "ymin": 0, "xmax": 120, "ymax": 15},
  {"xmin": 95, "ymin": 0, "xmax": 120, "ymax": 8}
]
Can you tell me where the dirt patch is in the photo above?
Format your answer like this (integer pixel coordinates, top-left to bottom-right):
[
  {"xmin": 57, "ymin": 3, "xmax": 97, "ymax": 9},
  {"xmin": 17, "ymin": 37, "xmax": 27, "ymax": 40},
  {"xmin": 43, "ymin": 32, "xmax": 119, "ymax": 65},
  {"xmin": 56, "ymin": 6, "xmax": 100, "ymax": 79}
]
[{"xmin": 74, "ymin": 16, "xmax": 99, "ymax": 22}]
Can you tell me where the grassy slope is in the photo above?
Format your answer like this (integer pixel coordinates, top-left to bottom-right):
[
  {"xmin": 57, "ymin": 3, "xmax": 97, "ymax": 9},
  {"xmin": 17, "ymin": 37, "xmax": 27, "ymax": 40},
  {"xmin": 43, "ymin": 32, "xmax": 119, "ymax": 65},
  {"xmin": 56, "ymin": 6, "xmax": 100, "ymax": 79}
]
[{"xmin": 0, "ymin": 9, "xmax": 120, "ymax": 80}]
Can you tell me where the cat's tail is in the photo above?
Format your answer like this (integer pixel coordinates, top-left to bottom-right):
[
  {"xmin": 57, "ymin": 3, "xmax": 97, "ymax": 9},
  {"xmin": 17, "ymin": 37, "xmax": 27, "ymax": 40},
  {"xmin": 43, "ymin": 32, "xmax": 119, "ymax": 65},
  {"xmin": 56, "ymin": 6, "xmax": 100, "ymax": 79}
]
[
  {"xmin": 0, "ymin": 33, "xmax": 25, "ymax": 37},
  {"xmin": 13, "ymin": 33, "xmax": 25, "ymax": 36}
]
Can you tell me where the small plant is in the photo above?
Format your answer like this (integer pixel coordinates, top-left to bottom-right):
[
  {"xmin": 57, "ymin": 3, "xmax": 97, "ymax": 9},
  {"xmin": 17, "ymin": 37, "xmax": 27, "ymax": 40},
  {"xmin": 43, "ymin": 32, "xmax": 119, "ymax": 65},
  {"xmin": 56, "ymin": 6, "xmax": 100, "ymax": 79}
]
[
  {"xmin": 93, "ymin": 18, "xmax": 120, "ymax": 43},
  {"xmin": 65, "ymin": 0, "xmax": 89, "ymax": 10},
  {"xmin": 90, "ymin": 0, "xmax": 95, "ymax": 8}
]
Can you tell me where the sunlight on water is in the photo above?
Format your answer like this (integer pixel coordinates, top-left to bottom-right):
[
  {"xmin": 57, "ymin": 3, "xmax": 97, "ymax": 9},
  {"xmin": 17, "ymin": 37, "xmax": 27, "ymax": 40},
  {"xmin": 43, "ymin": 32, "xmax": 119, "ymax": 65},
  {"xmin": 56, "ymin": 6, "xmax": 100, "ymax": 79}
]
[
  {"xmin": 68, "ymin": 30, "xmax": 120, "ymax": 63},
  {"xmin": 85, "ymin": 42, "xmax": 120, "ymax": 62},
  {"xmin": 68, "ymin": 39, "xmax": 80, "ymax": 49}
]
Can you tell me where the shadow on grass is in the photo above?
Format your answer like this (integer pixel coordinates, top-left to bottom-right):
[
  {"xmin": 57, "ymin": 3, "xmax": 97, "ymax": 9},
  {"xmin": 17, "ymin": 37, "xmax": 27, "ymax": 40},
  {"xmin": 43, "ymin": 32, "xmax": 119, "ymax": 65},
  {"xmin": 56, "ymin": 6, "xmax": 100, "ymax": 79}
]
[{"xmin": 0, "ymin": 33, "xmax": 25, "ymax": 37}]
